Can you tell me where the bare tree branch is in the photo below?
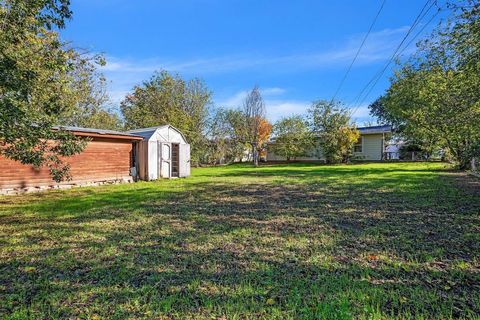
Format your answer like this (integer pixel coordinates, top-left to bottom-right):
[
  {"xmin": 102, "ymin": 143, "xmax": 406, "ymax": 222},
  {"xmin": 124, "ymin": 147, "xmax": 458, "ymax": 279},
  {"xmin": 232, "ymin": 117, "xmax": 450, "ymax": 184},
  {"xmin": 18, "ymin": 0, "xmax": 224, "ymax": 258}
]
[{"xmin": 243, "ymin": 86, "xmax": 266, "ymax": 166}]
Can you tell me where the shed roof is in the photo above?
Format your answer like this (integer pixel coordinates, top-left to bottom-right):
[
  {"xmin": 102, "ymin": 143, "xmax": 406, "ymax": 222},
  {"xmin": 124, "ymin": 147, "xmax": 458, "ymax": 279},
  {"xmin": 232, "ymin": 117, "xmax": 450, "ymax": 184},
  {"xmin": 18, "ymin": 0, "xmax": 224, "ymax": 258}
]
[
  {"xmin": 54, "ymin": 126, "xmax": 144, "ymax": 140},
  {"xmin": 125, "ymin": 125, "xmax": 168, "ymax": 139},
  {"xmin": 126, "ymin": 125, "xmax": 188, "ymax": 143}
]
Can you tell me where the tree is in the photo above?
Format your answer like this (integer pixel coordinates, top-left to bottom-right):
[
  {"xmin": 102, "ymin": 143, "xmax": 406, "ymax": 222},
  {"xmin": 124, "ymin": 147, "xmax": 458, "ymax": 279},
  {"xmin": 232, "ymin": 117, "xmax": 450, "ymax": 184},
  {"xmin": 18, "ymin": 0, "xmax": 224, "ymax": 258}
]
[
  {"xmin": 205, "ymin": 108, "xmax": 248, "ymax": 164},
  {"xmin": 58, "ymin": 57, "xmax": 122, "ymax": 130},
  {"xmin": 369, "ymin": 96, "xmax": 440, "ymax": 157},
  {"xmin": 256, "ymin": 117, "xmax": 272, "ymax": 161},
  {"xmin": 384, "ymin": 66, "xmax": 479, "ymax": 168},
  {"xmin": 378, "ymin": 0, "xmax": 480, "ymax": 169},
  {"xmin": 270, "ymin": 116, "xmax": 312, "ymax": 161},
  {"xmin": 121, "ymin": 71, "xmax": 212, "ymax": 164},
  {"xmin": 0, "ymin": 0, "xmax": 101, "ymax": 182},
  {"xmin": 242, "ymin": 86, "xmax": 267, "ymax": 166},
  {"xmin": 369, "ymin": 96, "xmax": 398, "ymax": 127},
  {"xmin": 308, "ymin": 100, "xmax": 359, "ymax": 163},
  {"xmin": 206, "ymin": 104, "xmax": 271, "ymax": 165}
]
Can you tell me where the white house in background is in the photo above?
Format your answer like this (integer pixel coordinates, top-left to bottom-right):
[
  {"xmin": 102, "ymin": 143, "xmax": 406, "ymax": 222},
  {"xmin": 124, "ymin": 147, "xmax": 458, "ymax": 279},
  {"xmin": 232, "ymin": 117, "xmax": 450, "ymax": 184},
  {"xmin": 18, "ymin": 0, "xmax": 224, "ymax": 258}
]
[
  {"xmin": 127, "ymin": 125, "xmax": 190, "ymax": 180},
  {"xmin": 267, "ymin": 125, "xmax": 392, "ymax": 162},
  {"xmin": 385, "ymin": 139, "xmax": 405, "ymax": 160}
]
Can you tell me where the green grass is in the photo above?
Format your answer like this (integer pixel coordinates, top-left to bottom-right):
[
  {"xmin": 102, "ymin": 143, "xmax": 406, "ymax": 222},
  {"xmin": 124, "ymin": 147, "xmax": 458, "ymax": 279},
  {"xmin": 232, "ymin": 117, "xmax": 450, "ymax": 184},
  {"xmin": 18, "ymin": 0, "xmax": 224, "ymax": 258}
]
[{"xmin": 0, "ymin": 162, "xmax": 479, "ymax": 319}]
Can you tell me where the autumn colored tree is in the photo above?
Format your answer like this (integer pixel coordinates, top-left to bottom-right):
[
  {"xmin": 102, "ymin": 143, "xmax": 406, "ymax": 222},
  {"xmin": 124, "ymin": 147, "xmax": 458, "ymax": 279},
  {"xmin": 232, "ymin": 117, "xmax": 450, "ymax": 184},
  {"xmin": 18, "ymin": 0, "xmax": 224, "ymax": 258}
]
[
  {"xmin": 243, "ymin": 86, "xmax": 267, "ymax": 166},
  {"xmin": 206, "ymin": 108, "xmax": 271, "ymax": 164},
  {"xmin": 256, "ymin": 117, "xmax": 272, "ymax": 160}
]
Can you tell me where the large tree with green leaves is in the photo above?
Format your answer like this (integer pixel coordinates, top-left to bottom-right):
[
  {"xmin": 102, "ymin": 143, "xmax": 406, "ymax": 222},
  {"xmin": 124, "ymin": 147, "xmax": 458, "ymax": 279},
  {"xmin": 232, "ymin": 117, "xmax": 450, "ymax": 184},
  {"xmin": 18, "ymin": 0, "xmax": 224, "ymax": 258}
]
[
  {"xmin": 205, "ymin": 108, "xmax": 249, "ymax": 164},
  {"xmin": 369, "ymin": 95, "xmax": 441, "ymax": 158},
  {"xmin": 0, "ymin": 0, "xmax": 107, "ymax": 181},
  {"xmin": 378, "ymin": 0, "xmax": 480, "ymax": 169},
  {"xmin": 58, "ymin": 56, "xmax": 122, "ymax": 130},
  {"xmin": 308, "ymin": 100, "xmax": 359, "ymax": 164},
  {"xmin": 120, "ymin": 71, "xmax": 212, "ymax": 164},
  {"xmin": 270, "ymin": 116, "xmax": 312, "ymax": 161}
]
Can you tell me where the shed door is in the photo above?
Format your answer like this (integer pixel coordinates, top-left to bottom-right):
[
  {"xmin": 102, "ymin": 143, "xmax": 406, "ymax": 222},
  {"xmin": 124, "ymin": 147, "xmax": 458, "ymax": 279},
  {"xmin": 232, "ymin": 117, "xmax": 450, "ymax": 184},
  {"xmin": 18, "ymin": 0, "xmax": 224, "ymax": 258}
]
[
  {"xmin": 179, "ymin": 144, "xmax": 191, "ymax": 178},
  {"xmin": 158, "ymin": 142, "xmax": 171, "ymax": 178}
]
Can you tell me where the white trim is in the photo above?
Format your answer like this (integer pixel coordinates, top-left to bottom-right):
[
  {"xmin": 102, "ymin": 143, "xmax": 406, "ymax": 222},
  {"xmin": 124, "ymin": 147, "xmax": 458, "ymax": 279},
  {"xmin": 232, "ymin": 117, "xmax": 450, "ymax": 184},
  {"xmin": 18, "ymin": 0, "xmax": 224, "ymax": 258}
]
[{"xmin": 354, "ymin": 136, "xmax": 364, "ymax": 153}]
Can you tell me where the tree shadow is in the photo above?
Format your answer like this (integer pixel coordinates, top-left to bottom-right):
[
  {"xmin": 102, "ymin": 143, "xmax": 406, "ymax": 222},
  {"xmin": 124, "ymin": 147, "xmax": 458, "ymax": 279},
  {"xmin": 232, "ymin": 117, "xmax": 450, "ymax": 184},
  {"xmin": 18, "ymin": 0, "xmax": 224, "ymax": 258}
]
[{"xmin": 0, "ymin": 164, "xmax": 479, "ymax": 318}]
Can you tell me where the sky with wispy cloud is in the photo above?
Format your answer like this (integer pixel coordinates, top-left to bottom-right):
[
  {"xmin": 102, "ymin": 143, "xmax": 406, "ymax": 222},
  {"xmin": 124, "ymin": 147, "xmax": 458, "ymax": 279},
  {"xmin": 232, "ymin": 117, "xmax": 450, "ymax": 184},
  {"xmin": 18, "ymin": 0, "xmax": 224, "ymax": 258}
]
[{"xmin": 62, "ymin": 0, "xmax": 445, "ymax": 124}]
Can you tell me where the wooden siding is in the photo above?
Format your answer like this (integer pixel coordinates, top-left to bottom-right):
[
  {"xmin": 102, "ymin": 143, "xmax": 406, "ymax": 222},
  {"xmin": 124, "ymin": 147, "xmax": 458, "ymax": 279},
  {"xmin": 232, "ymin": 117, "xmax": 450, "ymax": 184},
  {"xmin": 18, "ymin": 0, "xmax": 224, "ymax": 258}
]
[
  {"xmin": 135, "ymin": 140, "xmax": 149, "ymax": 181},
  {"xmin": 353, "ymin": 134, "xmax": 384, "ymax": 160},
  {"xmin": 0, "ymin": 137, "xmax": 134, "ymax": 189},
  {"xmin": 267, "ymin": 133, "xmax": 385, "ymax": 162}
]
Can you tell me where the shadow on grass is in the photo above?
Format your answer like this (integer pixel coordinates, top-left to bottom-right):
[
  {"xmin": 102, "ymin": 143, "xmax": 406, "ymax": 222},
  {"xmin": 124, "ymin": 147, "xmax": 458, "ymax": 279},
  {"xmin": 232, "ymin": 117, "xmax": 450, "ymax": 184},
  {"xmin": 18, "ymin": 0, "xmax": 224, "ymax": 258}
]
[{"xmin": 0, "ymin": 163, "xmax": 479, "ymax": 319}]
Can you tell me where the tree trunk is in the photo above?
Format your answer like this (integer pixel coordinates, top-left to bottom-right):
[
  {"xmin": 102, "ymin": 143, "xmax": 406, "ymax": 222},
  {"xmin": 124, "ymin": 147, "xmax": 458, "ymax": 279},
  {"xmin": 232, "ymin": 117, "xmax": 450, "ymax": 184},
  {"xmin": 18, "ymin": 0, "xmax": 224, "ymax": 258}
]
[
  {"xmin": 458, "ymin": 157, "xmax": 470, "ymax": 170},
  {"xmin": 252, "ymin": 142, "xmax": 258, "ymax": 167}
]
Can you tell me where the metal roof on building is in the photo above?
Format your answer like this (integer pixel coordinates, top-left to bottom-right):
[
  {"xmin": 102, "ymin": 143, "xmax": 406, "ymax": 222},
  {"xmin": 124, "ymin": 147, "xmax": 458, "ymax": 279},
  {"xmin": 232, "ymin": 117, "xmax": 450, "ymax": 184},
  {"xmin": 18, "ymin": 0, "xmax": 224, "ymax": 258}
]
[
  {"xmin": 125, "ymin": 126, "xmax": 169, "ymax": 140},
  {"xmin": 357, "ymin": 125, "xmax": 392, "ymax": 134},
  {"xmin": 126, "ymin": 125, "xmax": 188, "ymax": 143},
  {"xmin": 53, "ymin": 126, "xmax": 143, "ymax": 139}
]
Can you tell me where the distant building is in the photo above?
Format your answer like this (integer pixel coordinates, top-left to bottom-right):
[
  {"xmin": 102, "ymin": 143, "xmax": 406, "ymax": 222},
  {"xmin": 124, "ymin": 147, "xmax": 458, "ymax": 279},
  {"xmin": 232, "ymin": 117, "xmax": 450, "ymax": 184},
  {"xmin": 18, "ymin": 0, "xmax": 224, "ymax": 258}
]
[
  {"xmin": 267, "ymin": 125, "xmax": 392, "ymax": 162},
  {"xmin": 384, "ymin": 139, "xmax": 405, "ymax": 160}
]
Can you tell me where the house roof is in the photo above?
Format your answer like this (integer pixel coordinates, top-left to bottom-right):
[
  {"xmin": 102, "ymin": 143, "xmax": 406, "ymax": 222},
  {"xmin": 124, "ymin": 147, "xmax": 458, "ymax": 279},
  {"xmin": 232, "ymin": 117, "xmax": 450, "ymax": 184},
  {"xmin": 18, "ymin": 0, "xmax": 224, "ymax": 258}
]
[
  {"xmin": 54, "ymin": 126, "xmax": 144, "ymax": 140},
  {"xmin": 357, "ymin": 125, "xmax": 392, "ymax": 135}
]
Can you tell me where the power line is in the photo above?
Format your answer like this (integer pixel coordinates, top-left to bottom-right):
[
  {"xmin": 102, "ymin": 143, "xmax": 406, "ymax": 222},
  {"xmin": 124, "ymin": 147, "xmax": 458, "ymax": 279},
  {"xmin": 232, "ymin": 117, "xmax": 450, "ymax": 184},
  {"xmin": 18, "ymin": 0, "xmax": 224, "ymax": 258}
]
[
  {"xmin": 330, "ymin": 0, "xmax": 387, "ymax": 103},
  {"xmin": 400, "ymin": 7, "xmax": 442, "ymax": 55},
  {"xmin": 355, "ymin": 3, "xmax": 442, "ymax": 109},
  {"xmin": 350, "ymin": 0, "xmax": 438, "ymax": 113},
  {"xmin": 352, "ymin": 0, "xmax": 436, "ymax": 107}
]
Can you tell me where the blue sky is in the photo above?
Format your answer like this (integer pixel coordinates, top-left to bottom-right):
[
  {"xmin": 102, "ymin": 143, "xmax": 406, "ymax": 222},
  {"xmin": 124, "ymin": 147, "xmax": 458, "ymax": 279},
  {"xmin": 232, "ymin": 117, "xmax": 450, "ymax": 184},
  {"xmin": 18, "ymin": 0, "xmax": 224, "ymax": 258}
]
[{"xmin": 61, "ymin": 0, "xmax": 446, "ymax": 124}]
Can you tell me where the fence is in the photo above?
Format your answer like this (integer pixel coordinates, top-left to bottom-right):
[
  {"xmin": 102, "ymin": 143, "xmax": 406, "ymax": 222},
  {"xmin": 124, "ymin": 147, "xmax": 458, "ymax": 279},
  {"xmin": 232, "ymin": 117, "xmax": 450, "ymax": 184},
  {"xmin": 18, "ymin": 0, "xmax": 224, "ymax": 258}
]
[{"xmin": 383, "ymin": 151, "xmax": 434, "ymax": 161}]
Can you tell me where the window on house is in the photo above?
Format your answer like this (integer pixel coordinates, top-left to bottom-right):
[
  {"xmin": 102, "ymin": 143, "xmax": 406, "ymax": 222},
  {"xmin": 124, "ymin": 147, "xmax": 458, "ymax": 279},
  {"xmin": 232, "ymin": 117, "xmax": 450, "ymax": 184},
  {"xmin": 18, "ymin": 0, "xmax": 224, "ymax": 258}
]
[{"xmin": 354, "ymin": 137, "xmax": 363, "ymax": 153}]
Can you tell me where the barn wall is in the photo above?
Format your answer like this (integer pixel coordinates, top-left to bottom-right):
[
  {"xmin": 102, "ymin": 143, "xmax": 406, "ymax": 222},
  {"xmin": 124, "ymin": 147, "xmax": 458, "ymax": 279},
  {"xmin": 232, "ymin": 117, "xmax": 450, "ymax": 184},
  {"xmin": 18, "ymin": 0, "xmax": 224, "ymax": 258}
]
[{"xmin": 0, "ymin": 137, "xmax": 134, "ymax": 190}]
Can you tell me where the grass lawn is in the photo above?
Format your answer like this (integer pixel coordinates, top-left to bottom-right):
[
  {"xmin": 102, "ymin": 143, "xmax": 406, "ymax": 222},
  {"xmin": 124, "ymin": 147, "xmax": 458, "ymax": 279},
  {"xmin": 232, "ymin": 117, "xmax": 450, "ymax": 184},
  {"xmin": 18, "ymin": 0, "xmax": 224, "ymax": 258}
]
[{"xmin": 0, "ymin": 162, "xmax": 479, "ymax": 319}]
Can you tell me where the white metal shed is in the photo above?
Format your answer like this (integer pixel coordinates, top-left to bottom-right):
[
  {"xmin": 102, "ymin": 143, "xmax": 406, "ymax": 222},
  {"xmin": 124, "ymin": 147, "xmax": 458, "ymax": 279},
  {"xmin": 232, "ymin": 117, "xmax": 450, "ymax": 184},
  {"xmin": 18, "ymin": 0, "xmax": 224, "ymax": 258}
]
[{"xmin": 127, "ymin": 125, "xmax": 190, "ymax": 180}]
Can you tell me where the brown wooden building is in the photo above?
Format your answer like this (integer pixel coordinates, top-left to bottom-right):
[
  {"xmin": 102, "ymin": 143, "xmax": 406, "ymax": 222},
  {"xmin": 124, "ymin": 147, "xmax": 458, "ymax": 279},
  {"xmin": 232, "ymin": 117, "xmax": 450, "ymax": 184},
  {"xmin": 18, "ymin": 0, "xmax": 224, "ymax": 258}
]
[{"xmin": 0, "ymin": 127, "xmax": 143, "ymax": 194}]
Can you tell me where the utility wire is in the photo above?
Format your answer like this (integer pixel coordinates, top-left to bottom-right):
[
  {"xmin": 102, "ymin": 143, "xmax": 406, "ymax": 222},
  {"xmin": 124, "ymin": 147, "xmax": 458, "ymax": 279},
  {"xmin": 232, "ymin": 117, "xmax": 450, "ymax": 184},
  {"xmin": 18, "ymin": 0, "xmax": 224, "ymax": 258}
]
[
  {"xmin": 355, "ymin": 3, "xmax": 442, "ymax": 109},
  {"xmin": 352, "ymin": 0, "xmax": 435, "ymax": 105},
  {"xmin": 400, "ymin": 7, "xmax": 442, "ymax": 56},
  {"xmin": 330, "ymin": 0, "xmax": 387, "ymax": 103},
  {"xmin": 352, "ymin": 0, "xmax": 436, "ymax": 107},
  {"xmin": 350, "ymin": 0, "xmax": 438, "ymax": 114}
]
